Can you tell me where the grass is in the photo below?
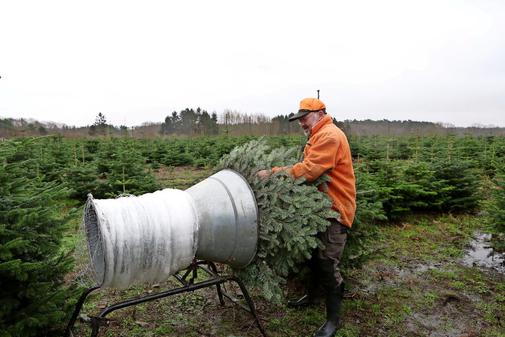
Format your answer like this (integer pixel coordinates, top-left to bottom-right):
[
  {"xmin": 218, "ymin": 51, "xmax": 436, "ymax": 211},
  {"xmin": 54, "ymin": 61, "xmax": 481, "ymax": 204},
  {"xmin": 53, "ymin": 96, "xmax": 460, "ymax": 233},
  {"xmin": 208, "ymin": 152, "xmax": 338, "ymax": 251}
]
[
  {"xmin": 153, "ymin": 165, "xmax": 214, "ymax": 190},
  {"xmin": 66, "ymin": 167, "xmax": 505, "ymax": 337}
]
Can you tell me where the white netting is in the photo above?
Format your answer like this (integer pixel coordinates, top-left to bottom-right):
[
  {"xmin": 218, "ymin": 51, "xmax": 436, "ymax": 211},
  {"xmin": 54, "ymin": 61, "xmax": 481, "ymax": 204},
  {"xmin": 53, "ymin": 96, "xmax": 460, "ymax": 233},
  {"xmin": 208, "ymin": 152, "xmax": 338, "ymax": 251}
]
[{"xmin": 84, "ymin": 189, "xmax": 199, "ymax": 289}]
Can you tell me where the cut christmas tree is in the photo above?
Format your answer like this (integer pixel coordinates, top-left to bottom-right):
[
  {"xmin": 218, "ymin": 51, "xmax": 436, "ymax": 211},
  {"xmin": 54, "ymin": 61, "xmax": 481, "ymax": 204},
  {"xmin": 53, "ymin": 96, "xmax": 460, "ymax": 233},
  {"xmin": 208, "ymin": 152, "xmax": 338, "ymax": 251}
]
[{"xmin": 217, "ymin": 139, "xmax": 337, "ymax": 302}]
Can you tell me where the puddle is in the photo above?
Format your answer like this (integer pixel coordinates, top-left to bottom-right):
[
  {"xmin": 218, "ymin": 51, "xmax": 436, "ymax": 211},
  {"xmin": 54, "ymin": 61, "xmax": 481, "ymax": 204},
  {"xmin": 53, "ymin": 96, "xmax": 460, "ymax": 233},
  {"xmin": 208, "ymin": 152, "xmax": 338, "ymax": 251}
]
[{"xmin": 461, "ymin": 232, "xmax": 505, "ymax": 274}]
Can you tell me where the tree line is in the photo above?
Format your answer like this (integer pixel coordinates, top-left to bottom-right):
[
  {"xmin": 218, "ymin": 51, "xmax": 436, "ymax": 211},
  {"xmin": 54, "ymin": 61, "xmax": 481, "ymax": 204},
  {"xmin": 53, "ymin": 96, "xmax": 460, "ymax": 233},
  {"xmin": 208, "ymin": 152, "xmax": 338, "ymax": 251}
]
[
  {"xmin": 160, "ymin": 108, "xmax": 219, "ymax": 136},
  {"xmin": 2, "ymin": 109, "xmax": 505, "ymax": 138}
]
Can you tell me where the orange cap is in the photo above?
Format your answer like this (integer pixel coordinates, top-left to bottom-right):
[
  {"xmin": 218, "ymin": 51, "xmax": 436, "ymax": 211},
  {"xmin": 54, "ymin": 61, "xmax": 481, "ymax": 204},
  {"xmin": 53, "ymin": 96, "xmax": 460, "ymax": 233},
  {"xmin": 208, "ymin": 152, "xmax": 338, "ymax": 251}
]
[
  {"xmin": 299, "ymin": 98, "xmax": 326, "ymax": 112},
  {"xmin": 289, "ymin": 98, "xmax": 326, "ymax": 121}
]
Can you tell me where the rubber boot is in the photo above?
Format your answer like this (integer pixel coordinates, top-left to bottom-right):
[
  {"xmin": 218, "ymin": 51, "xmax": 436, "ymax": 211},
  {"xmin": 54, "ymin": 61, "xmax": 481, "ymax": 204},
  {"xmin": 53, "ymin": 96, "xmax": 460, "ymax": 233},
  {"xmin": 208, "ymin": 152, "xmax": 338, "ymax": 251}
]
[
  {"xmin": 313, "ymin": 282, "xmax": 343, "ymax": 337},
  {"xmin": 288, "ymin": 255, "xmax": 322, "ymax": 308}
]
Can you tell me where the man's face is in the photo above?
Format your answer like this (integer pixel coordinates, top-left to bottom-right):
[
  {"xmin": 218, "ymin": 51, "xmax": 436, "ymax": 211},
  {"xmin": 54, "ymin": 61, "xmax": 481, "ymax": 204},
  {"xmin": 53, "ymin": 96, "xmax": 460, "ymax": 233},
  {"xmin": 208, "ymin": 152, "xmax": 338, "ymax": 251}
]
[{"xmin": 298, "ymin": 111, "xmax": 322, "ymax": 136}]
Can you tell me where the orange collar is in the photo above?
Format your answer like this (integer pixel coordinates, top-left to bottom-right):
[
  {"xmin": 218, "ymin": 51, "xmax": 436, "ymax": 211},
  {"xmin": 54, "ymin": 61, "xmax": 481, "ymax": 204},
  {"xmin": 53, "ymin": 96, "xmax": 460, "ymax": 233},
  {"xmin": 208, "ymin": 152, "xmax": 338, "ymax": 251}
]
[{"xmin": 310, "ymin": 115, "xmax": 332, "ymax": 137}]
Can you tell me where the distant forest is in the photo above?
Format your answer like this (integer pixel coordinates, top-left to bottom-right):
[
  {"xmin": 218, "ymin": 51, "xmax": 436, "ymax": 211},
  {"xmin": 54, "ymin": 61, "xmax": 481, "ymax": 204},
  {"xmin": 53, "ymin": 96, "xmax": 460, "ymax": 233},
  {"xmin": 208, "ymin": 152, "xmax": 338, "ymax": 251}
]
[{"xmin": 1, "ymin": 108, "xmax": 504, "ymax": 138}]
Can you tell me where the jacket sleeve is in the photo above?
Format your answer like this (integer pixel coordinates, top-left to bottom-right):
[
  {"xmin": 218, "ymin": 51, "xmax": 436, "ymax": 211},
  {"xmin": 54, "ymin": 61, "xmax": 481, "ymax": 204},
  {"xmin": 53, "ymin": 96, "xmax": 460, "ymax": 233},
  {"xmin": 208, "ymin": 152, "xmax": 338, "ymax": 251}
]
[{"xmin": 289, "ymin": 134, "xmax": 339, "ymax": 182}]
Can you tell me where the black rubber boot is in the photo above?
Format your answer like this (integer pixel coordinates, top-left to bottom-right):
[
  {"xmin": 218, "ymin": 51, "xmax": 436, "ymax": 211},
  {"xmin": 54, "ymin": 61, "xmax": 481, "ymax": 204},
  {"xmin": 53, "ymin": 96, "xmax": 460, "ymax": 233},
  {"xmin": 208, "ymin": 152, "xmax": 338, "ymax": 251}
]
[{"xmin": 313, "ymin": 279, "xmax": 344, "ymax": 337}]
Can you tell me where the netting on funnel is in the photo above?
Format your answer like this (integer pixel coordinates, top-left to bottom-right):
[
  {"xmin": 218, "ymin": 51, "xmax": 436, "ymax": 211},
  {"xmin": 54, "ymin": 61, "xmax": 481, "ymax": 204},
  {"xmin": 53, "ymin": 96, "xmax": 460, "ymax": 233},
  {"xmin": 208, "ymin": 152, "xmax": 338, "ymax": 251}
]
[
  {"xmin": 83, "ymin": 189, "xmax": 199, "ymax": 289},
  {"xmin": 84, "ymin": 199, "xmax": 106, "ymax": 284}
]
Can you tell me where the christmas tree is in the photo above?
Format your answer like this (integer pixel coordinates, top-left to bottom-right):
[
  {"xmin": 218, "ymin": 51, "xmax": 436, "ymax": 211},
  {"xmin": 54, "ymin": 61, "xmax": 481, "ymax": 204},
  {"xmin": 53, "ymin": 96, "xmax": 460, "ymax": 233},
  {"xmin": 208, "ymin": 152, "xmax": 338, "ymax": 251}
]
[
  {"xmin": 217, "ymin": 139, "xmax": 337, "ymax": 302},
  {"xmin": 0, "ymin": 138, "xmax": 77, "ymax": 336},
  {"xmin": 488, "ymin": 165, "xmax": 505, "ymax": 251}
]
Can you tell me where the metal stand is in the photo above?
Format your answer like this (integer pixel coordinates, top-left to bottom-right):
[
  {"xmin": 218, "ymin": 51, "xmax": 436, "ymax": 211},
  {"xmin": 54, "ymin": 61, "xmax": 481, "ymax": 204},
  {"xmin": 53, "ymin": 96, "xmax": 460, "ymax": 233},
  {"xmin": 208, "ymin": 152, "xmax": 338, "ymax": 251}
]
[{"xmin": 64, "ymin": 260, "xmax": 267, "ymax": 337}]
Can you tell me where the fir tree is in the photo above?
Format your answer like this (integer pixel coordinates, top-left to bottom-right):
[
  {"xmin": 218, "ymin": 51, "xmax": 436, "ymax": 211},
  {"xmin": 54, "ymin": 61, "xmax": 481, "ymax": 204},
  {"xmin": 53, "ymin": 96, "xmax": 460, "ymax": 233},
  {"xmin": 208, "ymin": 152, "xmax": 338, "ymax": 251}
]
[
  {"xmin": 0, "ymin": 138, "xmax": 77, "ymax": 336},
  {"xmin": 161, "ymin": 141, "xmax": 194, "ymax": 167},
  {"xmin": 96, "ymin": 139, "xmax": 158, "ymax": 197},
  {"xmin": 488, "ymin": 166, "xmax": 505, "ymax": 251},
  {"xmin": 431, "ymin": 159, "xmax": 481, "ymax": 212},
  {"xmin": 66, "ymin": 162, "xmax": 99, "ymax": 201},
  {"xmin": 36, "ymin": 136, "xmax": 73, "ymax": 184},
  {"xmin": 342, "ymin": 162, "xmax": 386, "ymax": 268}
]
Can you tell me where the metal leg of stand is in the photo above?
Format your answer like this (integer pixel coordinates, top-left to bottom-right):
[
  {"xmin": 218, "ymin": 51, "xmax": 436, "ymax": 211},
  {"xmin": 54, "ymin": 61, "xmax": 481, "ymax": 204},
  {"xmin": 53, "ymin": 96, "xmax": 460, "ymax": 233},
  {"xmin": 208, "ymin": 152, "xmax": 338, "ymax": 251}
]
[
  {"xmin": 88, "ymin": 277, "xmax": 234, "ymax": 337},
  {"xmin": 231, "ymin": 277, "xmax": 268, "ymax": 337},
  {"xmin": 64, "ymin": 286, "xmax": 100, "ymax": 337},
  {"xmin": 207, "ymin": 262, "xmax": 225, "ymax": 306},
  {"xmin": 67, "ymin": 263, "xmax": 267, "ymax": 337},
  {"xmin": 90, "ymin": 317, "xmax": 106, "ymax": 337}
]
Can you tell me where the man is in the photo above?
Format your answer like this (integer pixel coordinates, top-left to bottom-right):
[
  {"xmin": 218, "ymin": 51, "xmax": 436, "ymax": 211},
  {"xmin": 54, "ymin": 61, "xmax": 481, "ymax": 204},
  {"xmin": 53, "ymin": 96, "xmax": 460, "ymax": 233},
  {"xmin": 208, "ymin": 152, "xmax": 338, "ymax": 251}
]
[{"xmin": 257, "ymin": 97, "xmax": 356, "ymax": 337}]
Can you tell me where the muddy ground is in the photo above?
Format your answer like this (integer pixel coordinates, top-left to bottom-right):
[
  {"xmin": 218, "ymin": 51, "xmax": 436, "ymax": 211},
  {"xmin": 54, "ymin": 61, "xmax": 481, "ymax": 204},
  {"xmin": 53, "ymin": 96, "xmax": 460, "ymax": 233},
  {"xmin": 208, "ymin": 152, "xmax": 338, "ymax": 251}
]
[{"xmin": 68, "ymin": 167, "xmax": 504, "ymax": 337}]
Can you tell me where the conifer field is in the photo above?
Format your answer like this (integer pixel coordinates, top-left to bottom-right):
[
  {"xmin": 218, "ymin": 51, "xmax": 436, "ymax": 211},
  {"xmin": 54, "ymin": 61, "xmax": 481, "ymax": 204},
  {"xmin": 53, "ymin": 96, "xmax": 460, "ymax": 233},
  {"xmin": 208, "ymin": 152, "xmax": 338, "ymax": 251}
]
[{"xmin": 1, "ymin": 134, "xmax": 504, "ymax": 337}]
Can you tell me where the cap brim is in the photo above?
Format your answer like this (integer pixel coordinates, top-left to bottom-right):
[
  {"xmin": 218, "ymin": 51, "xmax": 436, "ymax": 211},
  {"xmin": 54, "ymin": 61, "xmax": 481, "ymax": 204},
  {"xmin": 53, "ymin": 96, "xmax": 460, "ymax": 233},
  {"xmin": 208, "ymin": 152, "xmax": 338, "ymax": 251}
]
[{"xmin": 288, "ymin": 111, "xmax": 311, "ymax": 122}]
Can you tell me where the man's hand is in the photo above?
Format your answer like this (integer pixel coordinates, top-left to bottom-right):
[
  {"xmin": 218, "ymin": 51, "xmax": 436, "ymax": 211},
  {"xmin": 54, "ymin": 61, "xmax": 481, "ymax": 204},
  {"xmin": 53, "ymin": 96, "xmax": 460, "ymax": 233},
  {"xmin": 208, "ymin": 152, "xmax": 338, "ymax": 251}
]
[{"xmin": 256, "ymin": 169, "xmax": 272, "ymax": 179}]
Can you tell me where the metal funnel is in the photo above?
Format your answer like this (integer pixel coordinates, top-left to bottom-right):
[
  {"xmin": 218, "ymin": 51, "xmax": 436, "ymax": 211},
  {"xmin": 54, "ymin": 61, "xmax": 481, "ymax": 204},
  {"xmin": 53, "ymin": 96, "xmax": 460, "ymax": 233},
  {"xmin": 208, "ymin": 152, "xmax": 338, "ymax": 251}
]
[
  {"xmin": 186, "ymin": 169, "xmax": 258, "ymax": 268},
  {"xmin": 83, "ymin": 169, "xmax": 258, "ymax": 288}
]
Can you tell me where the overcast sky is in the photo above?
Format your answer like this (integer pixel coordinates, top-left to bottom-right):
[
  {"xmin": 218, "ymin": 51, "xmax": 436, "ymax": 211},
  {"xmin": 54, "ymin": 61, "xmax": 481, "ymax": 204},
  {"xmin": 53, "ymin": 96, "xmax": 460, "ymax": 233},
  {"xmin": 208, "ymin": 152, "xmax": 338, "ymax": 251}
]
[{"xmin": 1, "ymin": 0, "xmax": 504, "ymax": 127}]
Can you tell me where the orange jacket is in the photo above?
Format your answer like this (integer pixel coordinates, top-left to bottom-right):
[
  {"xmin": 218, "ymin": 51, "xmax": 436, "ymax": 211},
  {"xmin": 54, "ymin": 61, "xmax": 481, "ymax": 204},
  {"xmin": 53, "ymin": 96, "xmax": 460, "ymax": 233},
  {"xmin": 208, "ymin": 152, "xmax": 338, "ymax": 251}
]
[{"xmin": 272, "ymin": 115, "xmax": 356, "ymax": 227}]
